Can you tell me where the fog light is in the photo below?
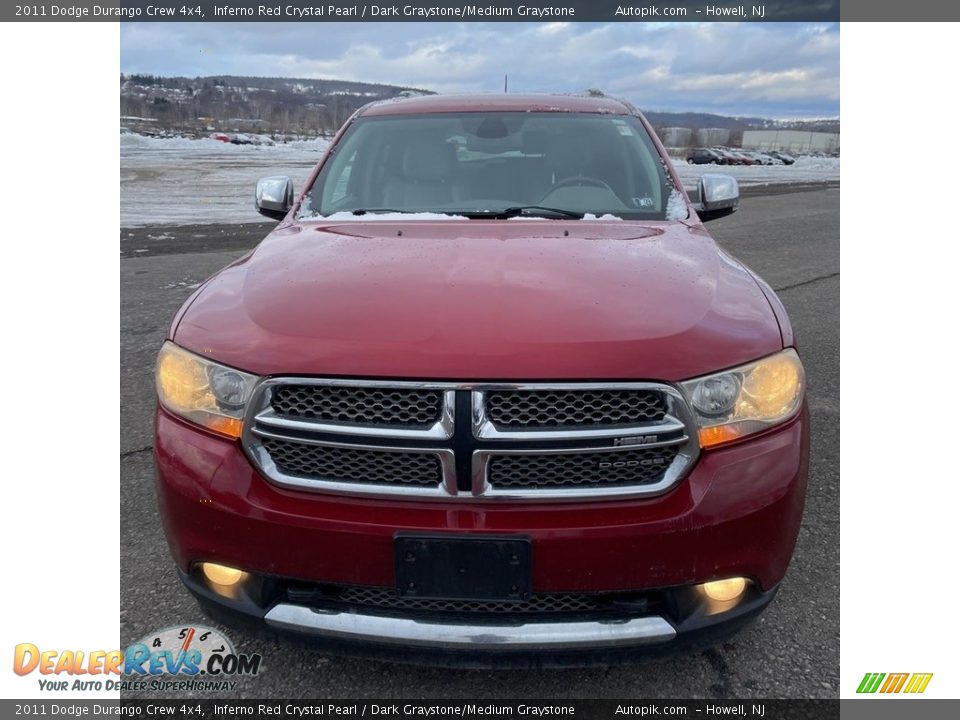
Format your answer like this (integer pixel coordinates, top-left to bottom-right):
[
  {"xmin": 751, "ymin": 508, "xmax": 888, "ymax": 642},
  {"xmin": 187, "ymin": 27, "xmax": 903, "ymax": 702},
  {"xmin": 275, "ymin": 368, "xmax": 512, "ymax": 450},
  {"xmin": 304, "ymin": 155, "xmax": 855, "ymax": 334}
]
[
  {"xmin": 201, "ymin": 562, "xmax": 246, "ymax": 586},
  {"xmin": 701, "ymin": 577, "xmax": 747, "ymax": 602}
]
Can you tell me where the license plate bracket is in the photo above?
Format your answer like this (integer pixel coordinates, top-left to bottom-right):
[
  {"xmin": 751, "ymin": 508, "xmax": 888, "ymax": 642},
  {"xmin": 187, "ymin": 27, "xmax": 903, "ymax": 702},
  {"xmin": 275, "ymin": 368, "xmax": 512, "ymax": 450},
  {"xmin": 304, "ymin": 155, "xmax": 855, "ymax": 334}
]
[{"xmin": 394, "ymin": 535, "xmax": 532, "ymax": 602}]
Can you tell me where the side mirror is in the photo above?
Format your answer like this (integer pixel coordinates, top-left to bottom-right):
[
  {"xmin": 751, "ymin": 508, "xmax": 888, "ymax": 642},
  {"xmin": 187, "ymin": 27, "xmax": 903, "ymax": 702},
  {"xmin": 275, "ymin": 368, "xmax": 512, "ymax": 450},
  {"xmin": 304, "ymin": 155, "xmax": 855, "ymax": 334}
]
[
  {"xmin": 695, "ymin": 174, "xmax": 739, "ymax": 222},
  {"xmin": 255, "ymin": 176, "xmax": 294, "ymax": 221}
]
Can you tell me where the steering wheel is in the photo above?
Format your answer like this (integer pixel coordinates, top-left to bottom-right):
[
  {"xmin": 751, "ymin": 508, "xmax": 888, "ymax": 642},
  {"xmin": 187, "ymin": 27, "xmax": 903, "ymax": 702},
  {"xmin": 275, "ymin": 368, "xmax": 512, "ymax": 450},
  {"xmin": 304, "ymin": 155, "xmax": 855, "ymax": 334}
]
[{"xmin": 545, "ymin": 175, "xmax": 616, "ymax": 195}]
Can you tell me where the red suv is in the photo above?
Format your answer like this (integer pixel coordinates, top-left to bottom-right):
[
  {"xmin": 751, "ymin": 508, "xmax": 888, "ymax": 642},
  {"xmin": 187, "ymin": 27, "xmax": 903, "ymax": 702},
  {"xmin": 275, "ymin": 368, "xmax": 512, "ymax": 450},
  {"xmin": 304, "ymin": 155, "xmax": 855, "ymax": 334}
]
[{"xmin": 154, "ymin": 94, "xmax": 808, "ymax": 665}]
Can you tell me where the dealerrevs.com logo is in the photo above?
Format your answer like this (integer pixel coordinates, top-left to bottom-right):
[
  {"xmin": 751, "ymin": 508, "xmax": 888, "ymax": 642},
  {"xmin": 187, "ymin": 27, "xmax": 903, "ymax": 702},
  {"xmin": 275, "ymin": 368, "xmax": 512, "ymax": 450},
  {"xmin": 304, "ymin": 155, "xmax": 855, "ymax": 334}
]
[
  {"xmin": 13, "ymin": 625, "xmax": 262, "ymax": 693},
  {"xmin": 856, "ymin": 673, "xmax": 933, "ymax": 694}
]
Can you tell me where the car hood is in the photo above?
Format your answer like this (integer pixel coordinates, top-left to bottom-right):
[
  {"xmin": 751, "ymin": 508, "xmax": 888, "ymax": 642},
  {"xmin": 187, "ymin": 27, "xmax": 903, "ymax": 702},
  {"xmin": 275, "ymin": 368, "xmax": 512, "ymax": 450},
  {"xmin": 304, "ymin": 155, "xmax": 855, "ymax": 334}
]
[{"xmin": 173, "ymin": 220, "xmax": 782, "ymax": 381}]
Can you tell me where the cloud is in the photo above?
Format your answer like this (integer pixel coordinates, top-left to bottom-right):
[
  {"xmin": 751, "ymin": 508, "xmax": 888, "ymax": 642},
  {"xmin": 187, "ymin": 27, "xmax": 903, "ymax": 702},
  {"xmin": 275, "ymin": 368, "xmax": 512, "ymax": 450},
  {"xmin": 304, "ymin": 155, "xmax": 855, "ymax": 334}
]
[{"xmin": 120, "ymin": 21, "xmax": 839, "ymax": 118}]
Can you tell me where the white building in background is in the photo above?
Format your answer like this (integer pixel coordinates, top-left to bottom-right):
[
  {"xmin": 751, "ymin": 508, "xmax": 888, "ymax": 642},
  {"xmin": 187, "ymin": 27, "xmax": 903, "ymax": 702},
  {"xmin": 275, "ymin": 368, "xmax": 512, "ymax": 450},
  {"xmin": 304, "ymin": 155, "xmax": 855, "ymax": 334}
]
[
  {"xmin": 696, "ymin": 128, "xmax": 730, "ymax": 146},
  {"xmin": 742, "ymin": 129, "xmax": 840, "ymax": 153},
  {"xmin": 658, "ymin": 127, "xmax": 693, "ymax": 147}
]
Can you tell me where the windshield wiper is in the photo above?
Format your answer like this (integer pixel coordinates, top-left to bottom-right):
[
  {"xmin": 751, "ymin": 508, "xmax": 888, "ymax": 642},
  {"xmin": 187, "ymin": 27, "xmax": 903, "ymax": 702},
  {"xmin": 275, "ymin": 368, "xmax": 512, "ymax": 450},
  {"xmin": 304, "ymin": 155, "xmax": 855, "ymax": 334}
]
[
  {"xmin": 350, "ymin": 208, "xmax": 412, "ymax": 216},
  {"xmin": 480, "ymin": 206, "xmax": 584, "ymax": 220}
]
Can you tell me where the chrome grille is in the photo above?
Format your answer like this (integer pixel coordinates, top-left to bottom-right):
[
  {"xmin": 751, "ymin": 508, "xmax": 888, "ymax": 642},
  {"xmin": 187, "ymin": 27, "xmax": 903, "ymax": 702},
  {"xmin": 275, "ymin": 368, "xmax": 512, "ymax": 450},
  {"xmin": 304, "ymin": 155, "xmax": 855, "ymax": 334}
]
[
  {"xmin": 261, "ymin": 437, "xmax": 442, "ymax": 487},
  {"xmin": 243, "ymin": 379, "xmax": 698, "ymax": 501},
  {"xmin": 487, "ymin": 446, "xmax": 679, "ymax": 489},
  {"xmin": 485, "ymin": 389, "xmax": 666, "ymax": 429},
  {"xmin": 271, "ymin": 385, "xmax": 442, "ymax": 427}
]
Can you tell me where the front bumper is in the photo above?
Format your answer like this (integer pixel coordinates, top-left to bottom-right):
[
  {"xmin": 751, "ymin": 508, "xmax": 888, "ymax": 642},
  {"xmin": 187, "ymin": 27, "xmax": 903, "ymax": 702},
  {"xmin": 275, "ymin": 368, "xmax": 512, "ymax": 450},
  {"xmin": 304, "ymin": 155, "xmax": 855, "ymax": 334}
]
[
  {"xmin": 179, "ymin": 565, "xmax": 778, "ymax": 666},
  {"xmin": 154, "ymin": 404, "xmax": 807, "ymax": 657}
]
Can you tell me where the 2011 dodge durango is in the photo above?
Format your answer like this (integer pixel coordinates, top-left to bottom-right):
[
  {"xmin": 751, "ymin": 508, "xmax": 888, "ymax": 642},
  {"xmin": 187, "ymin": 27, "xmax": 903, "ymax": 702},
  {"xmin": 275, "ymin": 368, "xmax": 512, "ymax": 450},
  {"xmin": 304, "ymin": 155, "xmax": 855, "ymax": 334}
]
[{"xmin": 154, "ymin": 94, "xmax": 808, "ymax": 665}]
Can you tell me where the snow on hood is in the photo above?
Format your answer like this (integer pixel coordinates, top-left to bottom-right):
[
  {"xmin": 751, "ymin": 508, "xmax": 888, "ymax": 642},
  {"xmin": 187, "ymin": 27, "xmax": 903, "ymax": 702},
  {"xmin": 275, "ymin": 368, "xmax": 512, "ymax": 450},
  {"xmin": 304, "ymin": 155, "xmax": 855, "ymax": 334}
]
[{"xmin": 302, "ymin": 211, "xmax": 469, "ymax": 222}]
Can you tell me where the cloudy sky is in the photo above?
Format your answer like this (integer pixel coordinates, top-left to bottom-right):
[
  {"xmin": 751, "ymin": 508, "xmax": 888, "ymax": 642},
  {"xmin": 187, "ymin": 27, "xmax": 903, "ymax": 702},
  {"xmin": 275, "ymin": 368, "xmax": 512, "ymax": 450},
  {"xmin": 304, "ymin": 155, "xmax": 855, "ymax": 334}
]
[{"xmin": 120, "ymin": 22, "xmax": 839, "ymax": 119}]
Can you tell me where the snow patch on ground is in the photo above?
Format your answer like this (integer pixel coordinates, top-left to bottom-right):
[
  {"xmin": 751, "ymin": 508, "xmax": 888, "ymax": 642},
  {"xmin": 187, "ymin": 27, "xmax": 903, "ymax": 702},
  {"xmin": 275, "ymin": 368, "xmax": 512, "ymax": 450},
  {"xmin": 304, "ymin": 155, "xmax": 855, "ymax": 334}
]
[
  {"xmin": 792, "ymin": 156, "xmax": 841, "ymax": 171},
  {"xmin": 121, "ymin": 133, "xmax": 331, "ymax": 154},
  {"xmin": 674, "ymin": 155, "xmax": 839, "ymax": 189},
  {"xmin": 163, "ymin": 280, "xmax": 203, "ymax": 290},
  {"xmin": 121, "ymin": 133, "xmax": 329, "ymax": 227}
]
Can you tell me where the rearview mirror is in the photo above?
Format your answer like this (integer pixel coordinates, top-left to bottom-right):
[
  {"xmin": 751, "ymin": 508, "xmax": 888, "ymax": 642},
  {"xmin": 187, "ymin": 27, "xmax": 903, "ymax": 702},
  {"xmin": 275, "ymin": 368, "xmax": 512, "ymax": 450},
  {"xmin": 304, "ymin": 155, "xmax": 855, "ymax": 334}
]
[
  {"xmin": 255, "ymin": 176, "xmax": 294, "ymax": 221},
  {"xmin": 695, "ymin": 174, "xmax": 739, "ymax": 222}
]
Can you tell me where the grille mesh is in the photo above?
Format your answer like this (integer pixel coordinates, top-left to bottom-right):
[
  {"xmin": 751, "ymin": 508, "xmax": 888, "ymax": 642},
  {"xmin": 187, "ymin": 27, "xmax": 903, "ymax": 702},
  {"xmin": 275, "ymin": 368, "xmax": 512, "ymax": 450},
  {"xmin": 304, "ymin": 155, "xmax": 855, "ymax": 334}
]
[
  {"xmin": 485, "ymin": 389, "xmax": 667, "ymax": 429},
  {"xmin": 270, "ymin": 385, "xmax": 442, "ymax": 427},
  {"xmin": 261, "ymin": 437, "xmax": 442, "ymax": 486},
  {"xmin": 289, "ymin": 585, "xmax": 607, "ymax": 615},
  {"xmin": 251, "ymin": 382, "xmax": 690, "ymax": 497},
  {"xmin": 488, "ymin": 446, "xmax": 678, "ymax": 489}
]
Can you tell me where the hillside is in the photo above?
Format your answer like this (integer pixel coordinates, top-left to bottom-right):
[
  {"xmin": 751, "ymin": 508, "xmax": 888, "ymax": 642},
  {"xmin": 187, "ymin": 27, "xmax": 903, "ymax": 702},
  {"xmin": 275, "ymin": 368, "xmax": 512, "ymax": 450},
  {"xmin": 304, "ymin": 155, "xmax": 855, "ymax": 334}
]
[
  {"xmin": 119, "ymin": 74, "xmax": 839, "ymax": 137},
  {"xmin": 643, "ymin": 110, "xmax": 840, "ymax": 134},
  {"xmin": 120, "ymin": 74, "xmax": 433, "ymax": 135}
]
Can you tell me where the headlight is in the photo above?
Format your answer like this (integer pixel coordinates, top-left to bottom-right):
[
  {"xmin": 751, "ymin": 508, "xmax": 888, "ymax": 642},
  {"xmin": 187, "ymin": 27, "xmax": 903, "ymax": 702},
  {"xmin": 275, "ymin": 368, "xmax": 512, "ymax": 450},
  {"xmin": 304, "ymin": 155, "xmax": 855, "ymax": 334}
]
[
  {"xmin": 155, "ymin": 342, "xmax": 259, "ymax": 439},
  {"xmin": 681, "ymin": 349, "xmax": 805, "ymax": 448}
]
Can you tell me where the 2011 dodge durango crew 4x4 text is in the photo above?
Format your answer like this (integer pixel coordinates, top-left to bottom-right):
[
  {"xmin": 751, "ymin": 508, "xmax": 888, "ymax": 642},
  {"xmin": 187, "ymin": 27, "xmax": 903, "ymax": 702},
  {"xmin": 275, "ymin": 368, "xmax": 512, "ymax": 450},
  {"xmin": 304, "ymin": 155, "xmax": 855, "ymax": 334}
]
[{"xmin": 154, "ymin": 94, "xmax": 808, "ymax": 665}]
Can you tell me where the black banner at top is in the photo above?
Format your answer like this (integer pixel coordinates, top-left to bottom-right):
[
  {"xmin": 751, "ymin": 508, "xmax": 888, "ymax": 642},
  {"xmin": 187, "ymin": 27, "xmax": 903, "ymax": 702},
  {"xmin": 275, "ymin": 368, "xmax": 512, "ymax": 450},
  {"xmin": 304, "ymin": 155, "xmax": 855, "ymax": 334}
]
[
  {"xmin": 10, "ymin": 1, "xmax": 842, "ymax": 22},
  {"xmin": 9, "ymin": 0, "xmax": 960, "ymax": 21}
]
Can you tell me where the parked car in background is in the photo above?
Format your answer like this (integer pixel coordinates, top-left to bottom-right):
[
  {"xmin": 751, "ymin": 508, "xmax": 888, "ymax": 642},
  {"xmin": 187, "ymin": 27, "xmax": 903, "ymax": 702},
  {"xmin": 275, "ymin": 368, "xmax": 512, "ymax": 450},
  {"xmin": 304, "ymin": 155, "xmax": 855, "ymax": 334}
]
[
  {"xmin": 709, "ymin": 148, "xmax": 739, "ymax": 165},
  {"xmin": 767, "ymin": 151, "xmax": 796, "ymax": 165},
  {"xmin": 744, "ymin": 151, "xmax": 781, "ymax": 166},
  {"xmin": 209, "ymin": 132, "xmax": 231, "ymax": 143},
  {"xmin": 729, "ymin": 150, "xmax": 757, "ymax": 165},
  {"xmin": 767, "ymin": 151, "xmax": 794, "ymax": 165},
  {"xmin": 155, "ymin": 93, "xmax": 809, "ymax": 665},
  {"xmin": 686, "ymin": 148, "xmax": 722, "ymax": 165}
]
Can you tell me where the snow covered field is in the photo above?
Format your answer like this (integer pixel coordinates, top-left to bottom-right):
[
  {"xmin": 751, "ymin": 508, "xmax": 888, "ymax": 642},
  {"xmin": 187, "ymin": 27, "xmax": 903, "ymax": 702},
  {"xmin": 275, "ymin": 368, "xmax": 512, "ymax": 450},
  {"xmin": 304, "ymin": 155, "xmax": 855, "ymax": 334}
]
[
  {"xmin": 121, "ymin": 134, "xmax": 839, "ymax": 227},
  {"xmin": 673, "ymin": 155, "xmax": 840, "ymax": 189},
  {"xmin": 121, "ymin": 134, "xmax": 329, "ymax": 227}
]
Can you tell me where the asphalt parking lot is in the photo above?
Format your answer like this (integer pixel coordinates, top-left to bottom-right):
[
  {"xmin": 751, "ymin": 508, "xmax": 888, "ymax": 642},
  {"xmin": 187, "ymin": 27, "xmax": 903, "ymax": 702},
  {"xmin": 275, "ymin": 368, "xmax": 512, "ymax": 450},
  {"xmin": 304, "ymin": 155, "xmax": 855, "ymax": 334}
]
[{"xmin": 120, "ymin": 186, "xmax": 839, "ymax": 699}]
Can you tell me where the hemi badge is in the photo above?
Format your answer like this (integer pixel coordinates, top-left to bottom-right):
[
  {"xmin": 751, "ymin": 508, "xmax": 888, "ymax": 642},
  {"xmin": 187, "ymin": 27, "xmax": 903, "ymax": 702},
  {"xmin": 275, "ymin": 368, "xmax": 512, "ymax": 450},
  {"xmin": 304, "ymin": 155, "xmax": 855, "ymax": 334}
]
[{"xmin": 613, "ymin": 435, "xmax": 658, "ymax": 446}]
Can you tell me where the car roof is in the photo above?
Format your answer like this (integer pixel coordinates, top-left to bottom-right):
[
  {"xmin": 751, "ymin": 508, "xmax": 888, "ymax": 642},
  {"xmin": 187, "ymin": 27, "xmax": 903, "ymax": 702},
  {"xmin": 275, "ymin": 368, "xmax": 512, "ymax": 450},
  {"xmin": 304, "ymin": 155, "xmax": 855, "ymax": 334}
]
[{"xmin": 359, "ymin": 93, "xmax": 635, "ymax": 117}]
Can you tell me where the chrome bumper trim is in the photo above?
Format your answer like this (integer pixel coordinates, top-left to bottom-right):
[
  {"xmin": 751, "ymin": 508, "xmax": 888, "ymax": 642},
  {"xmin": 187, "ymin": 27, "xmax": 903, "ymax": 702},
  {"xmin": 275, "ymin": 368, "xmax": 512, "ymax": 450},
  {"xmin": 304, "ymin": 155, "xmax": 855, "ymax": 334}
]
[{"xmin": 264, "ymin": 603, "xmax": 677, "ymax": 650}]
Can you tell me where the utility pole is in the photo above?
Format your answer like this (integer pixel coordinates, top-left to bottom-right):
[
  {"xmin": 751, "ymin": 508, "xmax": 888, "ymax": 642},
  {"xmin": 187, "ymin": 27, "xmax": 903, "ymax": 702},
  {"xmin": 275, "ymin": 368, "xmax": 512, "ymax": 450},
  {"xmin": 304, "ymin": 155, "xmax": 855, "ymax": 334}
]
[{"xmin": 504, "ymin": 74, "xmax": 508, "ymax": 93}]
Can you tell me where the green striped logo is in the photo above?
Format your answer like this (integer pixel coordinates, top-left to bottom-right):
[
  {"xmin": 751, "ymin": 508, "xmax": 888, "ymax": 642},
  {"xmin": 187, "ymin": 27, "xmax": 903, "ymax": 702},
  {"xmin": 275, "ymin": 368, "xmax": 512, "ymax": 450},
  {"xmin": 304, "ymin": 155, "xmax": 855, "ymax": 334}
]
[{"xmin": 857, "ymin": 672, "xmax": 933, "ymax": 694}]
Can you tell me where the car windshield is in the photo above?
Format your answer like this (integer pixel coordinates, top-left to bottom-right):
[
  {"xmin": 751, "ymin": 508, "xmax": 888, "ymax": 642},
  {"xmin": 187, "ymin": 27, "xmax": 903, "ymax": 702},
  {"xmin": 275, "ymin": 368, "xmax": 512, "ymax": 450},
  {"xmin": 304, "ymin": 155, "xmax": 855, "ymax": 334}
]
[{"xmin": 300, "ymin": 111, "xmax": 683, "ymax": 220}]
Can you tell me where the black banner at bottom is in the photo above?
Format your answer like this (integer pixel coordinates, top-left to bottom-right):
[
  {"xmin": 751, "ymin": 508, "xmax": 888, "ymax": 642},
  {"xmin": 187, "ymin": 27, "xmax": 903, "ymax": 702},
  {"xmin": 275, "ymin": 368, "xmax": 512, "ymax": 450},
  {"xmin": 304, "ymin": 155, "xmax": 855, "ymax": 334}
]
[{"xmin": 2, "ymin": 699, "xmax": 841, "ymax": 720}]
